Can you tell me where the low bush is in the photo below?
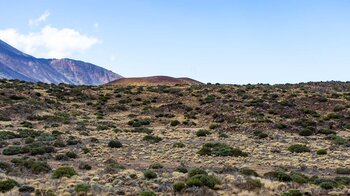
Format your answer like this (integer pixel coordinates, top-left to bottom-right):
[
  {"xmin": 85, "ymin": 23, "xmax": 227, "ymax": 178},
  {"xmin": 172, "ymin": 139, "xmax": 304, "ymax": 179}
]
[
  {"xmin": 196, "ymin": 129, "xmax": 210, "ymax": 137},
  {"xmin": 108, "ymin": 140, "xmax": 123, "ymax": 148},
  {"xmin": 198, "ymin": 143, "xmax": 248, "ymax": 157},
  {"xmin": 144, "ymin": 170, "xmax": 157, "ymax": 179},
  {"xmin": 170, "ymin": 120, "xmax": 180, "ymax": 126},
  {"xmin": 240, "ymin": 168, "xmax": 258, "ymax": 177},
  {"xmin": 264, "ymin": 170, "xmax": 291, "ymax": 182},
  {"xmin": 11, "ymin": 158, "xmax": 51, "ymax": 174},
  {"xmin": 18, "ymin": 185, "xmax": 35, "ymax": 193},
  {"xmin": 335, "ymin": 167, "xmax": 350, "ymax": 175},
  {"xmin": 139, "ymin": 191, "xmax": 156, "ymax": 196},
  {"xmin": 143, "ymin": 135, "xmax": 162, "ymax": 143},
  {"xmin": 317, "ymin": 149, "xmax": 327, "ymax": 155},
  {"xmin": 188, "ymin": 168, "xmax": 208, "ymax": 177},
  {"xmin": 149, "ymin": 163, "xmax": 163, "ymax": 169},
  {"xmin": 173, "ymin": 142, "xmax": 185, "ymax": 148},
  {"xmin": 0, "ymin": 179, "xmax": 19, "ymax": 193},
  {"xmin": 288, "ymin": 144, "xmax": 310, "ymax": 153},
  {"xmin": 282, "ymin": 189, "xmax": 303, "ymax": 196},
  {"xmin": 52, "ymin": 167, "xmax": 77, "ymax": 179},
  {"xmin": 173, "ymin": 182, "xmax": 186, "ymax": 192},
  {"xmin": 75, "ymin": 183, "xmax": 91, "ymax": 194}
]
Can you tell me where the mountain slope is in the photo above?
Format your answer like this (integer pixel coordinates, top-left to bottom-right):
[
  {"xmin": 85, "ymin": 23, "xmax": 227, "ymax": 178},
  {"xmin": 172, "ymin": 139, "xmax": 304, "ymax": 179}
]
[{"xmin": 0, "ymin": 39, "xmax": 122, "ymax": 85}]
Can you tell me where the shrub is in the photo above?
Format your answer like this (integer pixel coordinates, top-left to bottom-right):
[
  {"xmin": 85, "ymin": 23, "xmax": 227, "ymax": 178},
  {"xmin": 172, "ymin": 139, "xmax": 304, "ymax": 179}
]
[
  {"xmin": 52, "ymin": 167, "xmax": 77, "ymax": 179},
  {"xmin": 188, "ymin": 168, "xmax": 208, "ymax": 177},
  {"xmin": 0, "ymin": 131, "xmax": 19, "ymax": 140},
  {"xmin": 317, "ymin": 149, "xmax": 327, "ymax": 155},
  {"xmin": 2, "ymin": 146, "xmax": 28, "ymax": 155},
  {"xmin": 264, "ymin": 170, "xmax": 291, "ymax": 182},
  {"xmin": 176, "ymin": 165, "xmax": 188, "ymax": 173},
  {"xmin": 173, "ymin": 142, "xmax": 185, "ymax": 148},
  {"xmin": 299, "ymin": 128, "xmax": 313, "ymax": 136},
  {"xmin": 105, "ymin": 159, "xmax": 125, "ymax": 173},
  {"xmin": 66, "ymin": 151, "xmax": 78, "ymax": 158},
  {"xmin": 282, "ymin": 189, "xmax": 303, "ymax": 196},
  {"xmin": 318, "ymin": 128, "xmax": 336, "ymax": 135},
  {"xmin": 290, "ymin": 172, "xmax": 309, "ymax": 184},
  {"xmin": 198, "ymin": 143, "xmax": 248, "ymax": 157},
  {"xmin": 319, "ymin": 181, "xmax": 337, "ymax": 189},
  {"xmin": 288, "ymin": 144, "xmax": 310, "ymax": 153},
  {"xmin": 0, "ymin": 161, "xmax": 11, "ymax": 172},
  {"xmin": 139, "ymin": 191, "xmax": 156, "ymax": 196},
  {"xmin": 334, "ymin": 176, "xmax": 350, "ymax": 185},
  {"xmin": 189, "ymin": 174, "xmax": 220, "ymax": 189},
  {"xmin": 143, "ymin": 135, "xmax": 162, "ymax": 143},
  {"xmin": 75, "ymin": 183, "xmax": 91, "ymax": 194},
  {"xmin": 11, "ymin": 158, "xmax": 51, "ymax": 174},
  {"xmin": 55, "ymin": 154, "xmax": 69, "ymax": 161},
  {"xmin": 108, "ymin": 140, "xmax": 123, "ymax": 148},
  {"xmin": 240, "ymin": 168, "xmax": 258, "ymax": 177},
  {"xmin": 79, "ymin": 163, "xmax": 92, "ymax": 170},
  {"xmin": 335, "ymin": 167, "xmax": 350, "ymax": 175},
  {"xmin": 144, "ymin": 170, "xmax": 157, "ymax": 179},
  {"xmin": 196, "ymin": 129, "xmax": 210, "ymax": 137},
  {"xmin": 219, "ymin": 132, "xmax": 229, "ymax": 138},
  {"xmin": 186, "ymin": 178, "xmax": 203, "ymax": 187},
  {"xmin": 173, "ymin": 182, "xmax": 186, "ymax": 192},
  {"xmin": 0, "ymin": 179, "xmax": 19, "ymax": 193},
  {"xmin": 236, "ymin": 178, "xmax": 262, "ymax": 191},
  {"xmin": 18, "ymin": 185, "xmax": 35, "ymax": 193},
  {"xmin": 149, "ymin": 163, "xmax": 163, "ymax": 169},
  {"xmin": 253, "ymin": 130, "xmax": 268, "ymax": 139},
  {"xmin": 170, "ymin": 120, "xmax": 180, "ymax": 126}
]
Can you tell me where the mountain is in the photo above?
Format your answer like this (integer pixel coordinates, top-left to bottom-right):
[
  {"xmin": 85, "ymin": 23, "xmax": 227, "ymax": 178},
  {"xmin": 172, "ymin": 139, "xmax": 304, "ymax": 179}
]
[
  {"xmin": 0, "ymin": 39, "xmax": 122, "ymax": 85},
  {"xmin": 108, "ymin": 76, "xmax": 203, "ymax": 86}
]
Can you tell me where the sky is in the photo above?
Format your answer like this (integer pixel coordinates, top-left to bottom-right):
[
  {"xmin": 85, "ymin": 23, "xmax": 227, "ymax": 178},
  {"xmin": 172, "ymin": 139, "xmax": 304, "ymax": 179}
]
[{"xmin": 0, "ymin": 0, "xmax": 349, "ymax": 84}]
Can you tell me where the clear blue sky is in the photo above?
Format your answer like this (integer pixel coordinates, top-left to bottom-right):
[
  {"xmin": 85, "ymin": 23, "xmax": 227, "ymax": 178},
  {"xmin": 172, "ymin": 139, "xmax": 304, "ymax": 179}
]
[{"xmin": 0, "ymin": 0, "xmax": 349, "ymax": 84}]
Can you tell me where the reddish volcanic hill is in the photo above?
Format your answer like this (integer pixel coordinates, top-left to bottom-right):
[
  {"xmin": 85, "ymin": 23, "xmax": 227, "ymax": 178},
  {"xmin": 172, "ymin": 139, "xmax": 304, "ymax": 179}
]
[{"xmin": 108, "ymin": 76, "xmax": 203, "ymax": 86}]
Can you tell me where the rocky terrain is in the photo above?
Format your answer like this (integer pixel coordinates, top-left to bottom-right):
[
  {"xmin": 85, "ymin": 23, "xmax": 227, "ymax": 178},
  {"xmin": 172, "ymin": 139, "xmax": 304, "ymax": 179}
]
[
  {"xmin": 0, "ymin": 80, "xmax": 350, "ymax": 195},
  {"xmin": 0, "ymin": 39, "xmax": 122, "ymax": 85}
]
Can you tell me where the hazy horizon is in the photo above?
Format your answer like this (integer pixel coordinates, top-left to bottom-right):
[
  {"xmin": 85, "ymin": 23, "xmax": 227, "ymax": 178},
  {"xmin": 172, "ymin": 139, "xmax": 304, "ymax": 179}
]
[{"xmin": 0, "ymin": 0, "xmax": 349, "ymax": 84}]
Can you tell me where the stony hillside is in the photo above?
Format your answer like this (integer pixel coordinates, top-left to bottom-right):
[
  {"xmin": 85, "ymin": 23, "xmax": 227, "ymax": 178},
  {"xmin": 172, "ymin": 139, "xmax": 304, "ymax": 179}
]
[
  {"xmin": 1, "ymin": 80, "xmax": 350, "ymax": 195},
  {"xmin": 108, "ymin": 76, "xmax": 203, "ymax": 86}
]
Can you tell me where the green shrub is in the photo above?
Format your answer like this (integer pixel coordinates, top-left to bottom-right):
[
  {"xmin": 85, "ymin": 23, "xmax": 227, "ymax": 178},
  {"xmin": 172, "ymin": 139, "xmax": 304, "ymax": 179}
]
[
  {"xmin": 253, "ymin": 130, "xmax": 268, "ymax": 139},
  {"xmin": 290, "ymin": 172, "xmax": 309, "ymax": 184},
  {"xmin": 0, "ymin": 131, "xmax": 19, "ymax": 140},
  {"xmin": 198, "ymin": 143, "xmax": 248, "ymax": 157},
  {"xmin": 299, "ymin": 128, "xmax": 313, "ymax": 136},
  {"xmin": 0, "ymin": 161, "xmax": 11, "ymax": 172},
  {"xmin": 105, "ymin": 159, "xmax": 125, "ymax": 173},
  {"xmin": 319, "ymin": 181, "xmax": 337, "ymax": 189},
  {"xmin": 176, "ymin": 165, "xmax": 188, "ymax": 173},
  {"xmin": 170, "ymin": 120, "xmax": 180, "ymax": 126},
  {"xmin": 74, "ymin": 183, "xmax": 91, "ymax": 194},
  {"xmin": 189, "ymin": 174, "xmax": 220, "ymax": 189},
  {"xmin": 55, "ymin": 154, "xmax": 69, "ymax": 161},
  {"xmin": 188, "ymin": 168, "xmax": 208, "ymax": 177},
  {"xmin": 282, "ymin": 189, "xmax": 303, "ymax": 196},
  {"xmin": 108, "ymin": 140, "xmax": 123, "ymax": 148},
  {"xmin": 18, "ymin": 185, "xmax": 35, "ymax": 193},
  {"xmin": 79, "ymin": 163, "xmax": 92, "ymax": 170},
  {"xmin": 219, "ymin": 132, "xmax": 229, "ymax": 138},
  {"xmin": 149, "ymin": 163, "xmax": 163, "ymax": 169},
  {"xmin": 236, "ymin": 178, "xmax": 262, "ymax": 191},
  {"xmin": 173, "ymin": 142, "xmax": 185, "ymax": 148},
  {"xmin": 335, "ymin": 167, "xmax": 350, "ymax": 175},
  {"xmin": 334, "ymin": 176, "xmax": 350, "ymax": 185},
  {"xmin": 11, "ymin": 158, "xmax": 51, "ymax": 174},
  {"xmin": 0, "ymin": 179, "xmax": 19, "ymax": 193},
  {"xmin": 288, "ymin": 144, "xmax": 310, "ymax": 153},
  {"xmin": 2, "ymin": 146, "xmax": 28, "ymax": 155},
  {"xmin": 209, "ymin": 123, "xmax": 219, "ymax": 130},
  {"xmin": 173, "ymin": 182, "xmax": 186, "ymax": 192},
  {"xmin": 139, "ymin": 191, "xmax": 156, "ymax": 196},
  {"xmin": 240, "ymin": 168, "xmax": 258, "ymax": 177},
  {"xmin": 317, "ymin": 149, "xmax": 327, "ymax": 155},
  {"xmin": 66, "ymin": 151, "xmax": 78, "ymax": 158},
  {"xmin": 264, "ymin": 170, "xmax": 291, "ymax": 182},
  {"xmin": 196, "ymin": 129, "xmax": 210, "ymax": 137},
  {"xmin": 186, "ymin": 178, "xmax": 203, "ymax": 187},
  {"xmin": 52, "ymin": 167, "xmax": 77, "ymax": 179},
  {"xmin": 144, "ymin": 170, "xmax": 157, "ymax": 179},
  {"xmin": 143, "ymin": 135, "xmax": 162, "ymax": 143}
]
